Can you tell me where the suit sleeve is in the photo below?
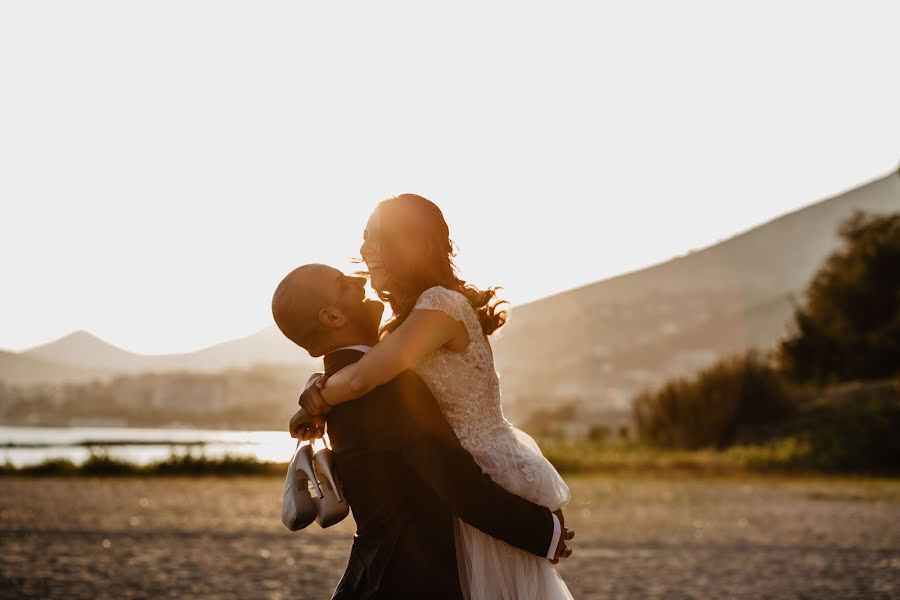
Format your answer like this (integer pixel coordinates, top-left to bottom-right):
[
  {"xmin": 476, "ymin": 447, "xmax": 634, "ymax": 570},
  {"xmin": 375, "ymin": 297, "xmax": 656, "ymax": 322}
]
[{"xmin": 391, "ymin": 371, "xmax": 555, "ymax": 559}]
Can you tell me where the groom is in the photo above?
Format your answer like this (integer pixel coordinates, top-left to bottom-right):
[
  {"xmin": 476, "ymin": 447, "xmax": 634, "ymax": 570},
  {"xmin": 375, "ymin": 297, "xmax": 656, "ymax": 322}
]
[{"xmin": 272, "ymin": 264, "xmax": 573, "ymax": 600}]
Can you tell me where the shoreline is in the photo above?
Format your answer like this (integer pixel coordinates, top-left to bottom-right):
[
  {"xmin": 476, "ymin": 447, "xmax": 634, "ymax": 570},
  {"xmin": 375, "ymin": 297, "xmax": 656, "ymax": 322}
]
[{"xmin": 3, "ymin": 455, "xmax": 900, "ymax": 482}]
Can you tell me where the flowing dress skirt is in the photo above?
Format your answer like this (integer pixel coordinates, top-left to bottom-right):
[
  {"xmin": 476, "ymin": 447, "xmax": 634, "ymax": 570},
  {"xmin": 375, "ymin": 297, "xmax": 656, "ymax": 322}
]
[{"xmin": 453, "ymin": 425, "xmax": 573, "ymax": 600}]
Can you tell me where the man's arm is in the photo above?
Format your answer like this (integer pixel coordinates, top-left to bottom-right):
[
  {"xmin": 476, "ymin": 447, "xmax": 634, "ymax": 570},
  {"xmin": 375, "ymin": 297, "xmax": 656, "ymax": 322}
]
[{"xmin": 390, "ymin": 371, "xmax": 557, "ymax": 559}]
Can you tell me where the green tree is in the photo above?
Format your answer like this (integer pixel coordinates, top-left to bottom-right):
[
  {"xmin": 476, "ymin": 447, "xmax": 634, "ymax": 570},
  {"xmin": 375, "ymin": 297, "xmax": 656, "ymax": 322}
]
[{"xmin": 776, "ymin": 211, "xmax": 900, "ymax": 386}]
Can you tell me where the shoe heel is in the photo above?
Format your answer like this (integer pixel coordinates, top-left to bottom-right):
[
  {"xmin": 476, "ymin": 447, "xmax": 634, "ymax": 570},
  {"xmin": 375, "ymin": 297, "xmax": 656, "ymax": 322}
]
[
  {"xmin": 296, "ymin": 444, "xmax": 324, "ymax": 499},
  {"xmin": 314, "ymin": 448, "xmax": 343, "ymax": 503}
]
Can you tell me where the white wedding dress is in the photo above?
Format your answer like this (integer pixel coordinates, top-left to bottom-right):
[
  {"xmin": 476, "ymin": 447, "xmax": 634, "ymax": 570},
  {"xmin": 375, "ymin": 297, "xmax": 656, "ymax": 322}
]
[{"xmin": 411, "ymin": 286, "xmax": 573, "ymax": 600}]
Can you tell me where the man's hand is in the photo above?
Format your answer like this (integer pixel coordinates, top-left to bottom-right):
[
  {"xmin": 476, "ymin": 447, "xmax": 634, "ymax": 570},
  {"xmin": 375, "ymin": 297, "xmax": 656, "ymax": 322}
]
[
  {"xmin": 289, "ymin": 408, "xmax": 326, "ymax": 440},
  {"xmin": 550, "ymin": 509, "xmax": 574, "ymax": 564},
  {"xmin": 298, "ymin": 374, "xmax": 331, "ymax": 417}
]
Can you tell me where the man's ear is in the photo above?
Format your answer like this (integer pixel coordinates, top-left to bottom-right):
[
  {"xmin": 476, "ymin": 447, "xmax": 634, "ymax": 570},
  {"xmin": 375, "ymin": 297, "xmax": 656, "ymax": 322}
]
[{"xmin": 318, "ymin": 305, "xmax": 347, "ymax": 329}]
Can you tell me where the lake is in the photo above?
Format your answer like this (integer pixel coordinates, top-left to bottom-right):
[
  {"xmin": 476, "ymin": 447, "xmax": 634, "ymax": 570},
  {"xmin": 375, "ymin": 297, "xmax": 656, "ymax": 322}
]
[{"xmin": 0, "ymin": 425, "xmax": 301, "ymax": 467}]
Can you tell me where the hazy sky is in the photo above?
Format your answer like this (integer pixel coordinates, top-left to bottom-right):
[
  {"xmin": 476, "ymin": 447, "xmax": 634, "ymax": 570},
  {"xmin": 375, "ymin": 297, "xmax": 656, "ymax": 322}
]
[{"xmin": 2, "ymin": 2, "xmax": 898, "ymax": 354}]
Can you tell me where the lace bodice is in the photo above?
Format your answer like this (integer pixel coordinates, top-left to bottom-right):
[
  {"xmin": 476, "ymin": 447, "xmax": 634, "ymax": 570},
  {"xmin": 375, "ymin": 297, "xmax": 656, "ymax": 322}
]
[{"xmin": 411, "ymin": 286, "xmax": 510, "ymax": 446}]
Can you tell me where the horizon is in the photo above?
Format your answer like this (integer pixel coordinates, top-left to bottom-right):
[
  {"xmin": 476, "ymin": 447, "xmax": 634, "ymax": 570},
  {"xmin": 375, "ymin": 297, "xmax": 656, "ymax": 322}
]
[
  {"xmin": 6, "ymin": 166, "xmax": 896, "ymax": 356},
  {"xmin": 2, "ymin": 2, "xmax": 899, "ymax": 354}
]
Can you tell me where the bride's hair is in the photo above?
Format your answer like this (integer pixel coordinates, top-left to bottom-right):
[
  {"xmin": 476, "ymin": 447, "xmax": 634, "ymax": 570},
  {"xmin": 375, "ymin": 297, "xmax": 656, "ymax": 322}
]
[{"xmin": 364, "ymin": 194, "xmax": 508, "ymax": 337}]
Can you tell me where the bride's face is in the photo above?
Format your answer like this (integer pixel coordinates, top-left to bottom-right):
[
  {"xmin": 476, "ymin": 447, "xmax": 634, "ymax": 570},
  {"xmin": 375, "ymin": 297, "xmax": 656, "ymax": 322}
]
[{"xmin": 359, "ymin": 206, "xmax": 424, "ymax": 294}]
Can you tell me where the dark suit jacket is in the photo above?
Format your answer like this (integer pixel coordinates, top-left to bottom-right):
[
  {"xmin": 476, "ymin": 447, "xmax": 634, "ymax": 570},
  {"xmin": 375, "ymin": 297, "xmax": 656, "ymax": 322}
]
[{"xmin": 323, "ymin": 348, "xmax": 554, "ymax": 600}]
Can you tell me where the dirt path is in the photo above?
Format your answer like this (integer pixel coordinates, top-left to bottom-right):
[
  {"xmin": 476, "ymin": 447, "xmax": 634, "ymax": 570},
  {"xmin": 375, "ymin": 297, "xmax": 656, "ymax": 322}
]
[{"xmin": 1, "ymin": 475, "xmax": 898, "ymax": 599}]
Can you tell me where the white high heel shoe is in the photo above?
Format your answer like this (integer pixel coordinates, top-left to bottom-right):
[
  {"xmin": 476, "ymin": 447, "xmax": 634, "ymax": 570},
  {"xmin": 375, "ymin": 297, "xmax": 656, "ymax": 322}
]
[
  {"xmin": 281, "ymin": 440, "xmax": 321, "ymax": 531},
  {"xmin": 312, "ymin": 436, "xmax": 350, "ymax": 528}
]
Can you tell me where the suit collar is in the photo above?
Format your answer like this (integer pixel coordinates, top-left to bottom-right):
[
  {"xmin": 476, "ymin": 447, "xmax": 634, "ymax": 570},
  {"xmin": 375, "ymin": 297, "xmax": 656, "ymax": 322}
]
[
  {"xmin": 333, "ymin": 344, "xmax": 372, "ymax": 354},
  {"xmin": 324, "ymin": 347, "xmax": 367, "ymax": 376}
]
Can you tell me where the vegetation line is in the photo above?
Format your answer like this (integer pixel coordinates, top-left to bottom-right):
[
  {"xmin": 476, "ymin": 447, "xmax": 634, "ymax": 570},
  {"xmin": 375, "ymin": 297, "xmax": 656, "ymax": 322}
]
[
  {"xmin": 0, "ymin": 453, "xmax": 287, "ymax": 477},
  {"xmin": 3, "ymin": 441, "xmax": 898, "ymax": 478}
]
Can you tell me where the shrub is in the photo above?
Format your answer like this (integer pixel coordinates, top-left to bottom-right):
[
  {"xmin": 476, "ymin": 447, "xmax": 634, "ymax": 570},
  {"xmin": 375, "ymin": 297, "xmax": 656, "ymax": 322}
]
[
  {"xmin": 19, "ymin": 458, "xmax": 80, "ymax": 476},
  {"xmin": 777, "ymin": 211, "xmax": 900, "ymax": 386},
  {"xmin": 633, "ymin": 350, "xmax": 795, "ymax": 449},
  {"xmin": 0, "ymin": 453, "xmax": 285, "ymax": 477},
  {"xmin": 80, "ymin": 452, "xmax": 141, "ymax": 475},
  {"xmin": 149, "ymin": 453, "xmax": 275, "ymax": 476},
  {"xmin": 796, "ymin": 384, "xmax": 900, "ymax": 473}
]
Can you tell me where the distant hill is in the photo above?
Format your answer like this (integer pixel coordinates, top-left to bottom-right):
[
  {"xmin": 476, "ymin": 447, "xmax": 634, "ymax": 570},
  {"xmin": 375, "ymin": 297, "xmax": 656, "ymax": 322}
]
[
  {"xmin": 2, "ymin": 170, "xmax": 898, "ymax": 427},
  {"xmin": 0, "ymin": 363, "xmax": 304, "ymax": 430},
  {"xmin": 24, "ymin": 331, "xmax": 145, "ymax": 372},
  {"xmin": 0, "ymin": 349, "xmax": 105, "ymax": 386},
  {"xmin": 492, "ymin": 169, "xmax": 900, "ymax": 421},
  {"xmin": 3, "ymin": 325, "xmax": 319, "ymax": 387}
]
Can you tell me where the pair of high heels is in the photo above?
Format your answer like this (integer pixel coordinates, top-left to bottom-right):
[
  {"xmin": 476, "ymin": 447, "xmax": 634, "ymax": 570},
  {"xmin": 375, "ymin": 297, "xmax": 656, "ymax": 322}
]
[{"xmin": 283, "ymin": 437, "xmax": 349, "ymax": 530}]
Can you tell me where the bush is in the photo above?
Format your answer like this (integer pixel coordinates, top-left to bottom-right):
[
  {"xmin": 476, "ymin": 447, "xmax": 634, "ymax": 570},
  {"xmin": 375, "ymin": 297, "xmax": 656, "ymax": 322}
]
[
  {"xmin": 150, "ymin": 453, "xmax": 276, "ymax": 476},
  {"xmin": 777, "ymin": 211, "xmax": 900, "ymax": 386},
  {"xmin": 0, "ymin": 453, "xmax": 285, "ymax": 477},
  {"xmin": 793, "ymin": 384, "xmax": 900, "ymax": 473},
  {"xmin": 79, "ymin": 452, "xmax": 142, "ymax": 475},
  {"xmin": 17, "ymin": 458, "xmax": 80, "ymax": 476},
  {"xmin": 633, "ymin": 350, "xmax": 795, "ymax": 449}
]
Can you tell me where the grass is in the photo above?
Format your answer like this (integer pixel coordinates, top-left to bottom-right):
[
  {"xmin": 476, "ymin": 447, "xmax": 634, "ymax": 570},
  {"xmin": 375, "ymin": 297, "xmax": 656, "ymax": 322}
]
[
  {"xmin": 542, "ymin": 441, "xmax": 749, "ymax": 476},
  {"xmin": 542, "ymin": 436, "xmax": 898, "ymax": 477},
  {"xmin": 3, "ymin": 436, "xmax": 896, "ymax": 478},
  {"xmin": 1, "ymin": 444, "xmax": 762, "ymax": 478},
  {"xmin": 0, "ymin": 451, "xmax": 288, "ymax": 477}
]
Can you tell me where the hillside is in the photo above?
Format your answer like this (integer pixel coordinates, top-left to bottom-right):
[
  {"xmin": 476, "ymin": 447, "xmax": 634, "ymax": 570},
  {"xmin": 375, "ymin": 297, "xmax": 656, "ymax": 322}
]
[
  {"xmin": 12, "ymin": 325, "xmax": 319, "ymax": 382},
  {"xmin": 492, "ymin": 170, "xmax": 900, "ymax": 421},
  {"xmin": 0, "ymin": 363, "xmax": 304, "ymax": 429},
  {"xmin": 0, "ymin": 350, "xmax": 107, "ymax": 386},
  {"xmin": 24, "ymin": 331, "xmax": 146, "ymax": 372}
]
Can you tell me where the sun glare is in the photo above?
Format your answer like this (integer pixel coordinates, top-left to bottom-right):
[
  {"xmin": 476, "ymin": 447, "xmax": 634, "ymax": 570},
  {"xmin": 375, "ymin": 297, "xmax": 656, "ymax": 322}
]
[{"xmin": 246, "ymin": 430, "xmax": 330, "ymax": 463}]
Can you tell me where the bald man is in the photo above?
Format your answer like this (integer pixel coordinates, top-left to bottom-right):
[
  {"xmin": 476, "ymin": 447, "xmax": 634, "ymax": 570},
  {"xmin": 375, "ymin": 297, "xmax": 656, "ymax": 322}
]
[{"xmin": 272, "ymin": 264, "xmax": 569, "ymax": 600}]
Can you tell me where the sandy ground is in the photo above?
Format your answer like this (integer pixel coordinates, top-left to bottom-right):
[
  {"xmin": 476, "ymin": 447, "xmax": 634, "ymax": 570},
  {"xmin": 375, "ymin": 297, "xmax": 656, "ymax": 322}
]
[{"xmin": 1, "ymin": 474, "xmax": 899, "ymax": 599}]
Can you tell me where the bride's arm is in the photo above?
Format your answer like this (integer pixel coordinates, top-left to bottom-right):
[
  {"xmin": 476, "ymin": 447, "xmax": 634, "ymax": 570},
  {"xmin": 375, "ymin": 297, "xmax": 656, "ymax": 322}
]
[{"xmin": 313, "ymin": 308, "xmax": 462, "ymax": 409}]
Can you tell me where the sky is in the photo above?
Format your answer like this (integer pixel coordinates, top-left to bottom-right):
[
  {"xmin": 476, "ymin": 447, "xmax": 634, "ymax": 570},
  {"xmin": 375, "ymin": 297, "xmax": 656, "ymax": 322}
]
[{"xmin": 1, "ymin": 1, "xmax": 898, "ymax": 355}]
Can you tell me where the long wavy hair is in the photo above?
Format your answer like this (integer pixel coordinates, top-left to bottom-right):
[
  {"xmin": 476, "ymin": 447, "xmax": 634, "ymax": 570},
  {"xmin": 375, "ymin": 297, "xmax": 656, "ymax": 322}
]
[{"xmin": 362, "ymin": 194, "xmax": 508, "ymax": 337}]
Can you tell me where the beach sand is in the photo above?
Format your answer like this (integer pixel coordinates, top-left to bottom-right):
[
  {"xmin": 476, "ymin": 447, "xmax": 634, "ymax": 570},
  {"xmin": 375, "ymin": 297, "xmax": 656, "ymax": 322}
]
[{"xmin": 2, "ymin": 475, "xmax": 899, "ymax": 599}]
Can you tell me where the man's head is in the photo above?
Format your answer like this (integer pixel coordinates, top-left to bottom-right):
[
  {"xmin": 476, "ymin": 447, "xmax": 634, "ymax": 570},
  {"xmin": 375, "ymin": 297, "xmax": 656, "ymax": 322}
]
[{"xmin": 272, "ymin": 264, "xmax": 384, "ymax": 357}]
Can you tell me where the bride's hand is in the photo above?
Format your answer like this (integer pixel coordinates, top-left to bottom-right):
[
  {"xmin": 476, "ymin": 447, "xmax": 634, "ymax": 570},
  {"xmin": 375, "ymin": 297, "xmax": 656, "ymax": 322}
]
[{"xmin": 298, "ymin": 374, "xmax": 332, "ymax": 416}]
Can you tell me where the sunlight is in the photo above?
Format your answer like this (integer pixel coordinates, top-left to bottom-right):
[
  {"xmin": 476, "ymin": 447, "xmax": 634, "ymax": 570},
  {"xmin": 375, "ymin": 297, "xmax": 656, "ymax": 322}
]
[
  {"xmin": 243, "ymin": 430, "xmax": 331, "ymax": 463},
  {"xmin": 245, "ymin": 430, "xmax": 296, "ymax": 463}
]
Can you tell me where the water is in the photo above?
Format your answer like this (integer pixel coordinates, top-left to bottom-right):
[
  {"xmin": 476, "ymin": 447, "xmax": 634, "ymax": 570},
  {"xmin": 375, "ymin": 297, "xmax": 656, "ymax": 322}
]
[{"xmin": 0, "ymin": 425, "xmax": 303, "ymax": 467}]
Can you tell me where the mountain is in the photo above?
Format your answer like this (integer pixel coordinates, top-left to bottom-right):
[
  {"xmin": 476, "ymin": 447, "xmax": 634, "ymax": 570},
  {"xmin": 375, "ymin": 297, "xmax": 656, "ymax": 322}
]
[
  {"xmin": 5, "ymin": 325, "xmax": 319, "ymax": 386},
  {"xmin": 157, "ymin": 326, "xmax": 316, "ymax": 372},
  {"xmin": 492, "ymin": 169, "xmax": 900, "ymax": 421},
  {"xmin": 24, "ymin": 330, "xmax": 146, "ymax": 372},
  {"xmin": 2, "ymin": 170, "xmax": 898, "ymax": 423}
]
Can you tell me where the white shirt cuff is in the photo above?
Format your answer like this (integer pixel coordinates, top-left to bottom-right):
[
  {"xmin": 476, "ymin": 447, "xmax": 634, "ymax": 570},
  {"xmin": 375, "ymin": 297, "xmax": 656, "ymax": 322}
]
[{"xmin": 546, "ymin": 513, "xmax": 561, "ymax": 560}]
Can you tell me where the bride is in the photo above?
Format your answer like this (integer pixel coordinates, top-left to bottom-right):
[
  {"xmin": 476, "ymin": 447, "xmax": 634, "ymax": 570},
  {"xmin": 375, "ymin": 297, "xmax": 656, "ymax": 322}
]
[{"xmin": 297, "ymin": 194, "xmax": 573, "ymax": 600}]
